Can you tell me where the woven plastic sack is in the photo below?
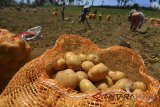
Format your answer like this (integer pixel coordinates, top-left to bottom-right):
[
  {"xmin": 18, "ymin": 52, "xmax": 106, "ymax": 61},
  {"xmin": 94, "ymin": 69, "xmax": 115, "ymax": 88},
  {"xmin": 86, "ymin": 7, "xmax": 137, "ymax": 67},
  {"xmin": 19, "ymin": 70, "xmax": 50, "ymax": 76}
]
[
  {"xmin": 0, "ymin": 29, "xmax": 31, "ymax": 93},
  {"xmin": 21, "ymin": 26, "xmax": 43, "ymax": 41},
  {"xmin": 0, "ymin": 34, "xmax": 159, "ymax": 107}
]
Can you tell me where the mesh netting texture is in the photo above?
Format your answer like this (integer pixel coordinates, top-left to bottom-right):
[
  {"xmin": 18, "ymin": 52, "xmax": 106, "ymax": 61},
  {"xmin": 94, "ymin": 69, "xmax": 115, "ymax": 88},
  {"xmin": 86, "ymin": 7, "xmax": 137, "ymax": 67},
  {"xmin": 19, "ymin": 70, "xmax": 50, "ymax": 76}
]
[
  {"xmin": 0, "ymin": 29, "xmax": 31, "ymax": 93},
  {"xmin": 0, "ymin": 34, "xmax": 159, "ymax": 107}
]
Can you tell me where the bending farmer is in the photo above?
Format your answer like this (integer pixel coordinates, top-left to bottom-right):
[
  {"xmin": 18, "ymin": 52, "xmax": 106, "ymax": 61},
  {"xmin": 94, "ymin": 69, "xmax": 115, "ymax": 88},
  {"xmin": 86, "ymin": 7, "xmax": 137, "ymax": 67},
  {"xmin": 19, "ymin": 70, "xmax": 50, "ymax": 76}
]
[{"xmin": 128, "ymin": 9, "xmax": 145, "ymax": 31}]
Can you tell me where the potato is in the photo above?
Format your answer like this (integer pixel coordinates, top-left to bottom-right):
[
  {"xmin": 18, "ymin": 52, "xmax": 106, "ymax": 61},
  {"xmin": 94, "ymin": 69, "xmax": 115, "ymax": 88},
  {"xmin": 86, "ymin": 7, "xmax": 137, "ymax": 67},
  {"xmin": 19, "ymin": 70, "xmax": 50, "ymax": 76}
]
[
  {"xmin": 87, "ymin": 54, "xmax": 100, "ymax": 64},
  {"xmin": 106, "ymin": 76, "xmax": 113, "ymax": 87},
  {"xmin": 88, "ymin": 63, "xmax": 109, "ymax": 82},
  {"xmin": 64, "ymin": 52, "xmax": 75, "ymax": 59},
  {"xmin": 55, "ymin": 69, "xmax": 79, "ymax": 89},
  {"xmin": 76, "ymin": 71, "xmax": 88, "ymax": 81},
  {"xmin": 55, "ymin": 58, "xmax": 66, "ymax": 71},
  {"xmin": 132, "ymin": 89, "xmax": 143, "ymax": 95},
  {"xmin": 65, "ymin": 54, "xmax": 81, "ymax": 71},
  {"xmin": 79, "ymin": 79, "xmax": 98, "ymax": 93},
  {"xmin": 79, "ymin": 54, "xmax": 87, "ymax": 62},
  {"xmin": 95, "ymin": 82, "xmax": 108, "ymax": 90},
  {"xmin": 81, "ymin": 61, "xmax": 94, "ymax": 73},
  {"xmin": 133, "ymin": 82, "xmax": 147, "ymax": 91},
  {"xmin": 108, "ymin": 71, "xmax": 125, "ymax": 82},
  {"xmin": 111, "ymin": 78, "xmax": 133, "ymax": 90}
]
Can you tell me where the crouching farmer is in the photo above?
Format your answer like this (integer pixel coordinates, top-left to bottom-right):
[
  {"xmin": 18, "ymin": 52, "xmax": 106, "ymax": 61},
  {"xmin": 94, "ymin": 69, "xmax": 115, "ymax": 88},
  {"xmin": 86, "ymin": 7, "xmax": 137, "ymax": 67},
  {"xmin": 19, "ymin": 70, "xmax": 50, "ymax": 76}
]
[{"xmin": 128, "ymin": 9, "xmax": 145, "ymax": 31}]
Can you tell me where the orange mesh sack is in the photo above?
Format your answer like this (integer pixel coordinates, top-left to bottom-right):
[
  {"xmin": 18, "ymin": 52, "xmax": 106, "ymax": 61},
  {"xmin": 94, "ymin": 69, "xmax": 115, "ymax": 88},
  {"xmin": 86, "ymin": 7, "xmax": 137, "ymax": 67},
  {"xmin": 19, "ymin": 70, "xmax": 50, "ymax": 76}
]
[
  {"xmin": 0, "ymin": 34, "xmax": 159, "ymax": 107},
  {"xmin": 0, "ymin": 29, "xmax": 31, "ymax": 92}
]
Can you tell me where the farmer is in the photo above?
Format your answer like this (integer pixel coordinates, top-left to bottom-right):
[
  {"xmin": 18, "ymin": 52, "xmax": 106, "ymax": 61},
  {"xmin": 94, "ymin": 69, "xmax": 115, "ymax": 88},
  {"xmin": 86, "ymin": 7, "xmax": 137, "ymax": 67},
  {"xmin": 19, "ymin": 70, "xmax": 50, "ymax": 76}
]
[
  {"xmin": 60, "ymin": 2, "xmax": 65, "ymax": 21},
  {"xmin": 128, "ymin": 9, "xmax": 137, "ymax": 21},
  {"xmin": 128, "ymin": 9, "xmax": 145, "ymax": 31},
  {"xmin": 79, "ymin": 5, "xmax": 90, "ymax": 23}
]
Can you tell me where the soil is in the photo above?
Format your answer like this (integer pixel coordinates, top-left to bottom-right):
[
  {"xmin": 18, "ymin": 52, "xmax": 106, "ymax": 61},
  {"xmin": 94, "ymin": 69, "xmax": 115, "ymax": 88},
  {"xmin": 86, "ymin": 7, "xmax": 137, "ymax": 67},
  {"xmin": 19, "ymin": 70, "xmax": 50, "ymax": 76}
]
[{"xmin": 0, "ymin": 6, "xmax": 160, "ymax": 82}]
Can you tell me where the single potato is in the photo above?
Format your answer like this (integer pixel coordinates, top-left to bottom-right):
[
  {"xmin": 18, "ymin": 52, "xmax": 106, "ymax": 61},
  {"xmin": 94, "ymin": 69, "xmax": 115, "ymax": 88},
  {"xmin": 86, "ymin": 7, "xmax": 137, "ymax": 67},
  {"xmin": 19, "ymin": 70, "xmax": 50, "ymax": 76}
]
[
  {"xmin": 133, "ymin": 82, "xmax": 147, "ymax": 91},
  {"xmin": 88, "ymin": 63, "xmax": 109, "ymax": 82},
  {"xmin": 111, "ymin": 78, "xmax": 133, "ymax": 90},
  {"xmin": 65, "ymin": 54, "xmax": 81, "ymax": 71},
  {"xmin": 108, "ymin": 71, "xmax": 125, "ymax": 82},
  {"xmin": 64, "ymin": 52, "xmax": 75, "ymax": 59},
  {"xmin": 76, "ymin": 71, "xmax": 88, "ymax": 81},
  {"xmin": 81, "ymin": 61, "xmax": 94, "ymax": 73},
  {"xmin": 95, "ymin": 82, "xmax": 108, "ymax": 90},
  {"xmin": 106, "ymin": 76, "xmax": 113, "ymax": 87},
  {"xmin": 79, "ymin": 79, "xmax": 98, "ymax": 93},
  {"xmin": 79, "ymin": 54, "xmax": 87, "ymax": 62},
  {"xmin": 55, "ymin": 69, "xmax": 79, "ymax": 89},
  {"xmin": 87, "ymin": 54, "xmax": 100, "ymax": 64},
  {"xmin": 132, "ymin": 89, "xmax": 143, "ymax": 95},
  {"xmin": 55, "ymin": 58, "xmax": 66, "ymax": 71}
]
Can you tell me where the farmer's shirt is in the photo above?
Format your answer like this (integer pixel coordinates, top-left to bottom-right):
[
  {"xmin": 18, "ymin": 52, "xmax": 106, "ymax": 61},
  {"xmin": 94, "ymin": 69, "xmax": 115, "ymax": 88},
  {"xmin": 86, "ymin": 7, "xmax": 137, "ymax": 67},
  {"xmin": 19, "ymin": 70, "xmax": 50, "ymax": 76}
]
[{"xmin": 61, "ymin": 5, "xmax": 65, "ymax": 13}]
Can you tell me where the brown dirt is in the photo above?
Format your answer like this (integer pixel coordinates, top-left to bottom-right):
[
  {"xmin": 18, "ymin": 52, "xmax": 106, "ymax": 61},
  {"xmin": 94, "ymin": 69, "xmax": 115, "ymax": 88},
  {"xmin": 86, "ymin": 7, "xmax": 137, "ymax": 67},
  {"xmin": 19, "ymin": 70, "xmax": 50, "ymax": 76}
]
[{"xmin": 0, "ymin": 6, "xmax": 160, "ymax": 83}]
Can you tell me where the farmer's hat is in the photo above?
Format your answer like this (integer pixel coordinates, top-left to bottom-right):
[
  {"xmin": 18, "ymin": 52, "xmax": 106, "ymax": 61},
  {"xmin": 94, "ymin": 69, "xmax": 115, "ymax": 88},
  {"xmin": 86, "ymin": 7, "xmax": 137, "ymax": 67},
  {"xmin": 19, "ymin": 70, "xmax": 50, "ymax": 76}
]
[{"xmin": 84, "ymin": 5, "xmax": 90, "ymax": 9}]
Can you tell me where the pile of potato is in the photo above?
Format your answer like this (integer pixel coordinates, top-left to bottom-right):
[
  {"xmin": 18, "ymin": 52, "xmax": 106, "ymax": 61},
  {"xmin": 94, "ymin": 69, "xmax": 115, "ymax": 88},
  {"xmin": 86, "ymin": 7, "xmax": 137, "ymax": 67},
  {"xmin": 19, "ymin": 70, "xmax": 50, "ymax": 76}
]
[
  {"xmin": 52, "ymin": 52, "xmax": 147, "ymax": 94},
  {"xmin": 150, "ymin": 18, "xmax": 160, "ymax": 26},
  {"xmin": 88, "ymin": 14, "xmax": 96, "ymax": 20}
]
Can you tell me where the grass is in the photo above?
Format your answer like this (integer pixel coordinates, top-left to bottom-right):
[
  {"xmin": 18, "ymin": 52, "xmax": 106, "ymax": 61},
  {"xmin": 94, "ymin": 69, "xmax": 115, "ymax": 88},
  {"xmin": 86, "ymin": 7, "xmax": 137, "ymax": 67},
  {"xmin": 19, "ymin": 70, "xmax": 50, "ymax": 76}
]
[
  {"xmin": 0, "ymin": 6, "xmax": 160, "ymax": 81},
  {"xmin": 49, "ymin": 6, "xmax": 160, "ymax": 17}
]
